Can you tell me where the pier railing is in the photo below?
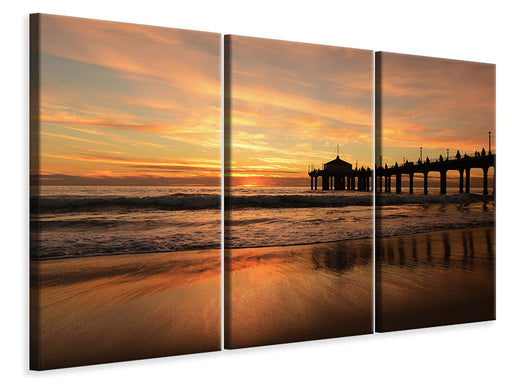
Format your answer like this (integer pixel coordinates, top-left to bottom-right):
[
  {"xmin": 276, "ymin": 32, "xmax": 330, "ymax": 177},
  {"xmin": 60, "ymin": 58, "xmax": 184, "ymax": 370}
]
[{"xmin": 375, "ymin": 153, "xmax": 495, "ymax": 195}]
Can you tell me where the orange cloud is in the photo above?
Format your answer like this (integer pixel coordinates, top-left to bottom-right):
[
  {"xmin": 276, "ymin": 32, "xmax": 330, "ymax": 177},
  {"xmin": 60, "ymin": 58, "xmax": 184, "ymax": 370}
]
[
  {"xmin": 35, "ymin": 15, "xmax": 221, "ymax": 185},
  {"xmin": 226, "ymin": 36, "xmax": 373, "ymax": 185},
  {"xmin": 40, "ymin": 15, "xmax": 220, "ymax": 97},
  {"xmin": 41, "ymin": 131, "xmax": 122, "ymax": 148},
  {"xmin": 378, "ymin": 52, "xmax": 495, "ymax": 164},
  {"xmin": 232, "ymin": 85, "xmax": 371, "ymax": 128}
]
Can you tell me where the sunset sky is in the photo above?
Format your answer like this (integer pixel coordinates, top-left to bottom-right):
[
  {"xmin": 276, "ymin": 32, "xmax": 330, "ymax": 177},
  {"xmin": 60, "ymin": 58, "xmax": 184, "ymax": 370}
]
[
  {"xmin": 34, "ymin": 14, "xmax": 220, "ymax": 186},
  {"xmin": 226, "ymin": 36, "xmax": 373, "ymax": 187},
  {"xmin": 379, "ymin": 53, "xmax": 495, "ymax": 168}
]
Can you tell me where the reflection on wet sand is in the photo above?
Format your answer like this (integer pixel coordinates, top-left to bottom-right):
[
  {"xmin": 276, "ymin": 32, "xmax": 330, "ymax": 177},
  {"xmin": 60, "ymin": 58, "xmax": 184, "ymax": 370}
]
[
  {"xmin": 486, "ymin": 229, "xmax": 493, "ymax": 259},
  {"xmin": 311, "ymin": 241, "xmax": 372, "ymax": 274},
  {"xmin": 31, "ymin": 250, "xmax": 221, "ymax": 370},
  {"xmin": 426, "ymin": 234, "xmax": 432, "ymax": 262},
  {"xmin": 377, "ymin": 227, "xmax": 494, "ymax": 269},
  {"xmin": 376, "ymin": 227, "xmax": 495, "ymax": 332},
  {"xmin": 225, "ymin": 239, "xmax": 373, "ymax": 349},
  {"xmin": 398, "ymin": 238, "xmax": 406, "ymax": 266},
  {"xmin": 443, "ymin": 233, "xmax": 451, "ymax": 268}
]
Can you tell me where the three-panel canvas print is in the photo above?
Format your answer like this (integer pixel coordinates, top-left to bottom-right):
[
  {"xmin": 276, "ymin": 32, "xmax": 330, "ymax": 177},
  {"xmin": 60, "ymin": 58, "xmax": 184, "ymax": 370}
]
[{"xmin": 29, "ymin": 14, "xmax": 496, "ymax": 370}]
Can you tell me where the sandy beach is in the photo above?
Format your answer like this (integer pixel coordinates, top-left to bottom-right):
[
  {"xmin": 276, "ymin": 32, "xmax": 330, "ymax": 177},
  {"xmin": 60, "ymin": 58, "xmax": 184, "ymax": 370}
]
[
  {"xmin": 376, "ymin": 226, "xmax": 495, "ymax": 332},
  {"xmin": 225, "ymin": 238, "xmax": 373, "ymax": 349},
  {"xmin": 30, "ymin": 249, "xmax": 221, "ymax": 370}
]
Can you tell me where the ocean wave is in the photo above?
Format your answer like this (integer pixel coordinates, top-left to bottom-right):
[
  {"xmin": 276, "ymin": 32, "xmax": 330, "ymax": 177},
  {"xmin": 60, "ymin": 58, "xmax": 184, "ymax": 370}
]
[
  {"xmin": 33, "ymin": 193, "xmax": 375, "ymax": 213},
  {"xmin": 227, "ymin": 194, "xmax": 373, "ymax": 209},
  {"xmin": 376, "ymin": 218, "xmax": 496, "ymax": 238},
  {"xmin": 376, "ymin": 193, "xmax": 493, "ymax": 206},
  {"xmin": 225, "ymin": 217, "xmax": 280, "ymax": 226},
  {"xmin": 32, "ymin": 194, "xmax": 221, "ymax": 213},
  {"xmin": 33, "ymin": 217, "xmax": 213, "ymax": 229},
  {"xmin": 30, "ymin": 235, "xmax": 221, "ymax": 259},
  {"xmin": 227, "ymin": 193, "xmax": 492, "ymax": 209},
  {"xmin": 31, "ymin": 192, "xmax": 493, "ymax": 214}
]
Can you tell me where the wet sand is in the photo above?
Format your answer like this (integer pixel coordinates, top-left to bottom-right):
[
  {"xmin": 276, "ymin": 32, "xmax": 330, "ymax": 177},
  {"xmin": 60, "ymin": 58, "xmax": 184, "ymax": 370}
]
[
  {"xmin": 225, "ymin": 239, "xmax": 373, "ymax": 349},
  {"xmin": 376, "ymin": 226, "xmax": 495, "ymax": 332},
  {"xmin": 30, "ymin": 249, "xmax": 221, "ymax": 370}
]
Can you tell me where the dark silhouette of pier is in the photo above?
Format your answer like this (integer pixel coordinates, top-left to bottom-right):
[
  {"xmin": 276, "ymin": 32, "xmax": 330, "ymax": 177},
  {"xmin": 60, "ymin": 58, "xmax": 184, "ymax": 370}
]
[
  {"xmin": 376, "ymin": 151, "xmax": 495, "ymax": 195},
  {"xmin": 308, "ymin": 143, "xmax": 495, "ymax": 195},
  {"xmin": 308, "ymin": 155, "xmax": 372, "ymax": 192}
]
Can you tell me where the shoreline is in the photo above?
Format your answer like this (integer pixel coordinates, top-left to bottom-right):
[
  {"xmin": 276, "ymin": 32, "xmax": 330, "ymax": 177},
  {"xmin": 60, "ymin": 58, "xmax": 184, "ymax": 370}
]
[
  {"xmin": 32, "ymin": 220, "xmax": 496, "ymax": 262},
  {"xmin": 30, "ymin": 245, "xmax": 222, "ymax": 262},
  {"xmin": 375, "ymin": 223, "xmax": 495, "ymax": 240}
]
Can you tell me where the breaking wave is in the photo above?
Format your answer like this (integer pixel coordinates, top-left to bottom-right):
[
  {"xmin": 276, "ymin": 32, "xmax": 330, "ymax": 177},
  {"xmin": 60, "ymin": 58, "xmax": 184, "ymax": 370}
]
[
  {"xmin": 33, "ymin": 194, "xmax": 221, "ymax": 213},
  {"xmin": 376, "ymin": 193, "xmax": 493, "ymax": 206},
  {"xmin": 32, "ymin": 192, "xmax": 494, "ymax": 214}
]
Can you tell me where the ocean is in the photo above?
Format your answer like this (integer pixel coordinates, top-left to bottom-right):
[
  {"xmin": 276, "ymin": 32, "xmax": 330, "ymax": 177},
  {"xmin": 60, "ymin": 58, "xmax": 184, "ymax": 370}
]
[
  {"xmin": 30, "ymin": 185, "xmax": 495, "ymax": 259},
  {"xmin": 30, "ymin": 186, "xmax": 221, "ymax": 259},
  {"xmin": 226, "ymin": 187, "xmax": 372, "ymax": 249},
  {"xmin": 226, "ymin": 186, "xmax": 494, "ymax": 247},
  {"xmin": 376, "ymin": 186, "xmax": 495, "ymax": 237}
]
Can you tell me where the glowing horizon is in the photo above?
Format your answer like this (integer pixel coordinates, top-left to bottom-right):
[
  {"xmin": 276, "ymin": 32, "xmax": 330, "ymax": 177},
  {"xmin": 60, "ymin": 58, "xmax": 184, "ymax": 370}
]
[
  {"xmin": 33, "ymin": 15, "xmax": 221, "ymax": 186},
  {"xmin": 226, "ymin": 36, "xmax": 373, "ymax": 188}
]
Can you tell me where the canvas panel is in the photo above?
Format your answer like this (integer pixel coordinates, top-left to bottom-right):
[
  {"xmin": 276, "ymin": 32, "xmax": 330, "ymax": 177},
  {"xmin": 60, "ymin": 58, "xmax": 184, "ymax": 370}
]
[
  {"xmin": 375, "ymin": 52, "xmax": 496, "ymax": 332},
  {"xmin": 29, "ymin": 14, "xmax": 222, "ymax": 369},
  {"xmin": 224, "ymin": 35, "xmax": 374, "ymax": 348}
]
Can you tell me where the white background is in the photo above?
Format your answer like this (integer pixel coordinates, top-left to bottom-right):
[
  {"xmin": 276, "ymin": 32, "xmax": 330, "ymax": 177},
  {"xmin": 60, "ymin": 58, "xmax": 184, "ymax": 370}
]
[{"xmin": 2, "ymin": 0, "xmax": 511, "ymax": 382}]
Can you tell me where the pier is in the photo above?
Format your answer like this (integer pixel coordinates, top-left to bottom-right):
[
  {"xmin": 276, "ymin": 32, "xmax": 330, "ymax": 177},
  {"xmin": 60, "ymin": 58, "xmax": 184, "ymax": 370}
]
[
  {"xmin": 375, "ymin": 152, "xmax": 495, "ymax": 195},
  {"xmin": 308, "ymin": 155, "xmax": 372, "ymax": 192},
  {"xmin": 308, "ymin": 141, "xmax": 495, "ymax": 195}
]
